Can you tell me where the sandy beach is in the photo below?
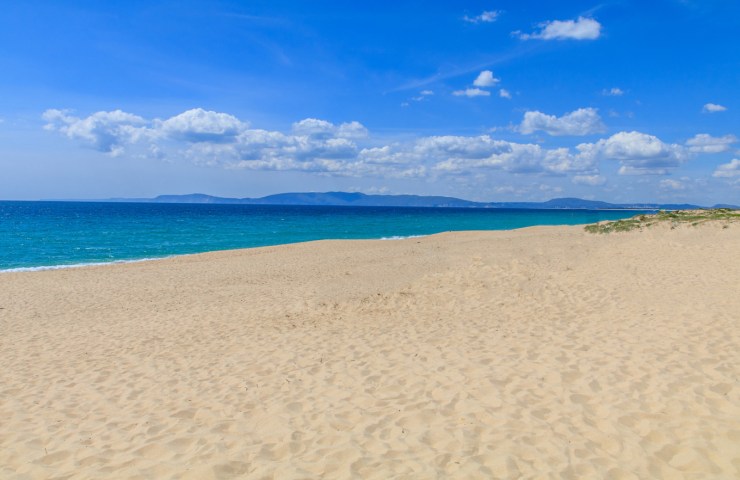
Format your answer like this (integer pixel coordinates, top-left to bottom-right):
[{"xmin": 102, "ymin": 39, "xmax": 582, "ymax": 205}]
[{"xmin": 1, "ymin": 223, "xmax": 738, "ymax": 479}]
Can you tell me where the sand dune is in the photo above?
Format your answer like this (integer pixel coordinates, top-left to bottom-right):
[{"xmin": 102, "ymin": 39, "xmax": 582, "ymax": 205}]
[{"xmin": 1, "ymin": 224, "xmax": 739, "ymax": 479}]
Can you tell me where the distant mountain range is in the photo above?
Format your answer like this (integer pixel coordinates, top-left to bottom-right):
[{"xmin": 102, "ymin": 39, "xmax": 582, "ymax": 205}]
[{"xmin": 85, "ymin": 192, "xmax": 738, "ymax": 210}]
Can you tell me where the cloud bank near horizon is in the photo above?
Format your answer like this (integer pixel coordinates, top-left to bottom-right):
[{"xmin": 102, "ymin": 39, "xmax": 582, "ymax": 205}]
[{"xmin": 42, "ymin": 108, "xmax": 735, "ymax": 188}]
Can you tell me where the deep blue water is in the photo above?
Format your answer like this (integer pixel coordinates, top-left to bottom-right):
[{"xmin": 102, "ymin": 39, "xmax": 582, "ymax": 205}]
[{"xmin": 0, "ymin": 201, "xmax": 648, "ymax": 271}]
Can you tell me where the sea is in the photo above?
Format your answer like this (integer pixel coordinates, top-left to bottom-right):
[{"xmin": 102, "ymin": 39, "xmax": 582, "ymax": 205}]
[{"xmin": 0, "ymin": 201, "xmax": 649, "ymax": 272}]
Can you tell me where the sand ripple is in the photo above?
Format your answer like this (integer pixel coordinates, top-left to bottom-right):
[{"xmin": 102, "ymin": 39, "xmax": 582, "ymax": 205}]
[{"xmin": 1, "ymin": 225, "xmax": 738, "ymax": 478}]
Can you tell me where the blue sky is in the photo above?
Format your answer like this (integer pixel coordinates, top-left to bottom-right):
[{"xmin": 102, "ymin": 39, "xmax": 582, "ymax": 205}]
[{"xmin": 1, "ymin": 0, "xmax": 738, "ymax": 204}]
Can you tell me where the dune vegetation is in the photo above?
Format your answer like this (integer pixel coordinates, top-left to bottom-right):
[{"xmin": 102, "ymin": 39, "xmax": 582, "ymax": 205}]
[{"xmin": 585, "ymin": 209, "xmax": 740, "ymax": 233}]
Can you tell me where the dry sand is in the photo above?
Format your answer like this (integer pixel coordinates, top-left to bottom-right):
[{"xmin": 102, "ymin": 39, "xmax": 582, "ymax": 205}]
[{"xmin": 1, "ymin": 224, "xmax": 739, "ymax": 479}]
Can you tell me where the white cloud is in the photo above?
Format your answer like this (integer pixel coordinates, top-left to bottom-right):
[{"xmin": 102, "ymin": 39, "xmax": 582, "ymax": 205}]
[
  {"xmin": 473, "ymin": 70, "xmax": 499, "ymax": 87},
  {"xmin": 542, "ymin": 147, "xmax": 597, "ymax": 174},
  {"xmin": 43, "ymin": 107, "xmax": 611, "ymax": 181},
  {"xmin": 519, "ymin": 108, "xmax": 605, "ymax": 136},
  {"xmin": 577, "ymin": 131, "xmax": 689, "ymax": 175},
  {"xmin": 415, "ymin": 135, "xmax": 510, "ymax": 159},
  {"xmin": 584, "ymin": 132, "xmax": 669, "ymax": 160},
  {"xmin": 685, "ymin": 133, "xmax": 737, "ymax": 153},
  {"xmin": 572, "ymin": 174, "xmax": 606, "ymax": 186},
  {"xmin": 499, "ymin": 89, "xmax": 512, "ymax": 99},
  {"xmin": 42, "ymin": 108, "xmax": 369, "ymax": 170},
  {"xmin": 420, "ymin": 90, "xmax": 434, "ymax": 96},
  {"xmin": 42, "ymin": 109, "xmax": 148, "ymax": 155},
  {"xmin": 712, "ymin": 159, "xmax": 740, "ymax": 178},
  {"xmin": 659, "ymin": 179, "xmax": 686, "ymax": 191},
  {"xmin": 291, "ymin": 118, "xmax": 337, "ymax": 138},
  {"xmin": 703, "ymin": 103, "xmax": 727, "ymax": 113},
  {"xmin": 336, "ymin": 121, "xmax": 370, "ymax": 139},
  {"xmin": 463, "ymin": 10, "xmax": 500, "ymax": 24},
  {"xmin": 602, "ymin": 87, "xmax": 624, "ymax": 96},
  {"xmin": 358, "ymin": 146, "xmax": 407, "ymax": 165},
  {"xmin": 292, "ymin": 118, "xmax": 368, "ymax": 139},
  {"xmin": 53, "ymin": 108, "xmax": 722, "ymax": 188},
  {"xmin": 428, "ymin": 137, "xmax": 597, "ymax": 176},
  {"xmin": 158, "ymin": 108, "xmax": 248, "ymax": 143},
  {"xmin": 453, "ymin": 88, "xmax": 491, "ymax": 98},
  {"xmin": 517, "ymin": 16, "xmax": 601, "ymax": 40}
]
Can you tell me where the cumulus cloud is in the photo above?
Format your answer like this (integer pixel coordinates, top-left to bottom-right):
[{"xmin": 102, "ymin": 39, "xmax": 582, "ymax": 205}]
[
  {"xmin": 42, "ymin": 108, "xmax": 369, "ymax": 171},
  {"xmin": 453, "ymin": 88, "xmax": 491, "ymax": 98},
  {"xmin": 454, "ymin": 71, "xmax": 506, "ymax": 98},
  {"xmin": 463, "ymin": 10, "xmax": 500, "ymax": 23},
  {"xmin": 44, "ymin": 107, "xmax": 735, "ymax": 192},
  {"xmin": 499, "ymin": 89, "xmax": 512, "ymax": 99},
  {"xmin": 702, "ymin": 103, "xmax": 727, "ymax": 113},
  {"xmin": 519, "ymin": 108, "xmax": 605, "ymax": 136},
  {"xmin": 158, "ymin": 108, "xmax": 248, "ymax": 143},
  {"xmin": 43, "ymin": 107, "xmax": 614, "ymax": 182},
  {"xmin": 336, "ymin": 121, "xmax": 369, "ymax": 139},
  {"xmin": 517, "ymin": 16, "xmax": 601, "ymax": 40},
  {"xmin": 49, "ymin": 107, "xmax": 717, "ymax": 185},
  {"xmin": 42, "ymin": 109, "xmax": 148, "ymax": 155},
  {"xmin": 415, "ymin": 135, "xmax": 510, "ymax": 159},
  {"xmin": 291, "ymin": 118, "xmax": 368, "ymax": 140},
  {"xmin": 685, "ymin": 133, "xmax": 737, "ymax": 153},
  {"xmin": 473, "ymin": 70, "xmax": 499, "ymax": 87},
  {"xmin": 291, "ymin": 118, "xmax": 339, "ymax": 138},
  {"xmin": 712, "ymin": 159, "xmax": 740, "ymax": 178},
  {"xmin": 427, "ymin": 136, "xmax": 598, "ymax": 176},
  {"xmin": 358, "ymin": 146, "xmax": 407, "ymax": 165},
  {"xmin": 577, "ymin": 131, "xmax": 689, "ymax": 175}
]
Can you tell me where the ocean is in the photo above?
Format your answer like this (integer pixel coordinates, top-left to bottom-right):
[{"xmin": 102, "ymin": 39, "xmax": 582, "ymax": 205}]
[{"xmin": 0, "ymin": 201, "xmax": 647, "ymax": 271}]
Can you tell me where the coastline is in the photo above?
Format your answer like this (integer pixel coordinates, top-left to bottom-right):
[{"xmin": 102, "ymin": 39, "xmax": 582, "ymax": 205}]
[
  {"xmin": 0, "ymin": 256, "xmax": 177, "ymax": 274},
  {"xmin": 1, "ymin": 224, "xmax": 738, "ymax": 478},
  {"xmin": 0, "ymin": 235, "xmax": 431, "ymax": 273},
  {"xmin": 0, "ymin": 202, "xmax": 654, "ymax": 273}
]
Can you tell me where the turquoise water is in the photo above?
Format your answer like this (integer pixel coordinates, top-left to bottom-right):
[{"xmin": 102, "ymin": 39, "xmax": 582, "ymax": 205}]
[{"xmin": 0, "ymin": 201, "xmax": 648, "ymax": 271}]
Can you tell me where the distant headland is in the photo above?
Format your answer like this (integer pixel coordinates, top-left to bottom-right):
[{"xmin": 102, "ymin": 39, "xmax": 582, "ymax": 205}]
[{"xmin": 51, "ymin": 192, "xmax": 738, "ymax": 210}]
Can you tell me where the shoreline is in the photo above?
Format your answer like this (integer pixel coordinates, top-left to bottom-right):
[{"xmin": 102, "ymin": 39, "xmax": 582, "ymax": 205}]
[
  {"xmin": 0, "ymin": 256, "xmax": 177, "ymax": 274},
  {"xmin": 0, "ymin": 234, "xmax": 437, "ymax": 274},
  {"xmin": 0, "ymin": 203, "xmax": 657, "ymax": 274},
  {"xmin": 0, "ymin": 226, "xmax": 572, "ymax": 274}
]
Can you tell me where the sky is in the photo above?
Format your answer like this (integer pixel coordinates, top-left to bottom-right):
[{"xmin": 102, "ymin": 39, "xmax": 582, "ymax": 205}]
[{"xmin": 0, "ymin": 0, "xmax": 738, "ymax": 204}]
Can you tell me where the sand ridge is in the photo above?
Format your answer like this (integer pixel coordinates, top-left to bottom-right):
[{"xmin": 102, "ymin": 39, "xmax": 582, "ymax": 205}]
[{"xmin": 1, "ymin": 224, "xmax": 739, "ymax": 479}]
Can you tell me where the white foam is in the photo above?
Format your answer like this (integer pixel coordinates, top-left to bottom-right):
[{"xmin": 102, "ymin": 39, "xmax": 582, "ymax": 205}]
[
  {"xmin": 379, "ymin": 234, "xmax": 428, "ymax": 240},
  {"xmin": 0, "ymin": 256, "xmax": 173, "ymax": 273}
]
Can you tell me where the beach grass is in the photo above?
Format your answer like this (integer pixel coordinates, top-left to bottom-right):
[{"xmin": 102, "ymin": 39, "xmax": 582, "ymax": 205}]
[{"xmin": 584, "ymin": 208, "xmax": 740, "ymax": 233}]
